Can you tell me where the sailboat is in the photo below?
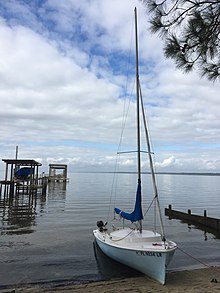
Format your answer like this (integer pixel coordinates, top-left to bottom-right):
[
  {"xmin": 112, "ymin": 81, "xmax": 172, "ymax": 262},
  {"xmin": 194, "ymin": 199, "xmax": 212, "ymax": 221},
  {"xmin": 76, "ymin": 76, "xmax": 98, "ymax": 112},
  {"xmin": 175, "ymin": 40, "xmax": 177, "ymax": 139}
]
[{"xmin": 93, "ymin": 7, "xmax": 177, "ymax": 285}]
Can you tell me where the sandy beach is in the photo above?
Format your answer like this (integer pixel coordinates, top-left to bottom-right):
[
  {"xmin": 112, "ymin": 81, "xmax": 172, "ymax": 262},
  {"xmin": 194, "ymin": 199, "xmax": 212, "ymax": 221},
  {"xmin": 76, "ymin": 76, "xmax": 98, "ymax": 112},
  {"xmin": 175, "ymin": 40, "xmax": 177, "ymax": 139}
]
[{"xmin": 1, "ymin": 266, "xmax": 220, "ymax": 293}]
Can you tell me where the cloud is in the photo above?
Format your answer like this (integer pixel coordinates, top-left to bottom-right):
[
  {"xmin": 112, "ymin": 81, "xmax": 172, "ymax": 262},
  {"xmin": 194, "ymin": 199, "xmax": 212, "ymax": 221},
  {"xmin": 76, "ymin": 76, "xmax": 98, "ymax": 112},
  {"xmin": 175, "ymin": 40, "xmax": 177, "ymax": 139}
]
[
  {"xmin": 156, "ymin": 156, "xmax": 176, "ymax": 169},
  {"xmin": 0, "ymin": 0, "xmax": 219, "ymax": 173}
]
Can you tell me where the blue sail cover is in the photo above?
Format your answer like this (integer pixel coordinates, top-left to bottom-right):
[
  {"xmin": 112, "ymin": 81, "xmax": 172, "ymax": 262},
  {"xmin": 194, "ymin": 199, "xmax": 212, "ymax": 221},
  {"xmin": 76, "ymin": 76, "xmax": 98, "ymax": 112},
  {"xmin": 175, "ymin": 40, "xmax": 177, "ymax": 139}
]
[
  {"xmin": 15, "ymin": 167, "xmax": 33, "ymax": 179},
  {"xmin": 114, "ymin": 179, "xmax": 143, "ymax": 222}
]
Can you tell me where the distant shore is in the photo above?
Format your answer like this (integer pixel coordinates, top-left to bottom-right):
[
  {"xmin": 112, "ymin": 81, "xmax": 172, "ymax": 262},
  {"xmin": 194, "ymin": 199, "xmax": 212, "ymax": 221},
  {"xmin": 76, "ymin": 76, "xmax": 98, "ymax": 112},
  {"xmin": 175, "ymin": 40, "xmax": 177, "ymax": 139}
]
[
  {"xmin": 75, "ymin": 170, "xmax": 220, "ymax": 176},
  {"xmin": 1, "ymin": 266, "xmax": 220, "ymax": 293}
]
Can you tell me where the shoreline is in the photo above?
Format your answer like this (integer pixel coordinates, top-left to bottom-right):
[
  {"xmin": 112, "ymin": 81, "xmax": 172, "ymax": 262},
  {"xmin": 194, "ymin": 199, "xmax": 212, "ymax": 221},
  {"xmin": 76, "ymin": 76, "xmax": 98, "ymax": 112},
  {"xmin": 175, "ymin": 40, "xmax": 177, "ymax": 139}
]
[{"xmin": 1, "ymin": 266, "xmax": 220, "ymax": 293}]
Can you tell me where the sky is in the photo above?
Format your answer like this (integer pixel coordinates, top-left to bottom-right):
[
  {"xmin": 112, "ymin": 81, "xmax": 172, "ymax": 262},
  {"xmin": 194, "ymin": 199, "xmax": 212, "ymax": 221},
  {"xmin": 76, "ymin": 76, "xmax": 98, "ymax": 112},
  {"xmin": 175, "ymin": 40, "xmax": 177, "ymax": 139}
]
[{"xmin": 0, "ymin": 0, "xmax": 219, "ymax": 173}]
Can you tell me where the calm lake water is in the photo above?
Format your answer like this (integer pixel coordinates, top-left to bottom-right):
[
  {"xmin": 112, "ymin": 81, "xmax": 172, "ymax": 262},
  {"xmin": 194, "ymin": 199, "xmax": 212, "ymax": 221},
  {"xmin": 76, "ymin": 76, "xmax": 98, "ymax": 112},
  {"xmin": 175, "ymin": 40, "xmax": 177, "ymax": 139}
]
[{"xmin": 0, "ymin": 172, "xmax": 220, "ymax": 288}]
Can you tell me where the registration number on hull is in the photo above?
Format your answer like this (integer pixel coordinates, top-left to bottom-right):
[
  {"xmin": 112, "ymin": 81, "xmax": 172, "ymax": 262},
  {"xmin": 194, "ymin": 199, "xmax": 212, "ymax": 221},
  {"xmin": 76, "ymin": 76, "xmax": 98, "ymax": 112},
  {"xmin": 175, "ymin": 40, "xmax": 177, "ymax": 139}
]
[{"xmin": 136, "ymin": 251, "xmax": 162, "ymax": 257}]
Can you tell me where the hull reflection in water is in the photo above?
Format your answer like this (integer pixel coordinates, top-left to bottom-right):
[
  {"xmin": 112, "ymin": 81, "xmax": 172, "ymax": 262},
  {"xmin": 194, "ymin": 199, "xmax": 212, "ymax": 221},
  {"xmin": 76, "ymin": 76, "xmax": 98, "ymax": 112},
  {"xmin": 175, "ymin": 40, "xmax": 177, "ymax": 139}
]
[
  {"xmin": 93, "ymin": 241, "xmax": 142, "ymax": 279},
  {"xmin": 93, "ymin": 228, "xmax": 176, "ymax": 284}
]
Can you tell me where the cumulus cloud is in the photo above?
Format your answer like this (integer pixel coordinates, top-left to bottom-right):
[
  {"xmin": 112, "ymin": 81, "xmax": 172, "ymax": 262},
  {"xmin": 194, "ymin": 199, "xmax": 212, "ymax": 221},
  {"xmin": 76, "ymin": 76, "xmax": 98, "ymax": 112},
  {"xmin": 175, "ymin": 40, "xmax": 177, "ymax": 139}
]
[
  {"xmin": 156, "ymin": 156, "xmax": 176, "ymax": 169},
  {"xmin": 0, "ymin": 0, "xmax": 219, "ymax": 173}
]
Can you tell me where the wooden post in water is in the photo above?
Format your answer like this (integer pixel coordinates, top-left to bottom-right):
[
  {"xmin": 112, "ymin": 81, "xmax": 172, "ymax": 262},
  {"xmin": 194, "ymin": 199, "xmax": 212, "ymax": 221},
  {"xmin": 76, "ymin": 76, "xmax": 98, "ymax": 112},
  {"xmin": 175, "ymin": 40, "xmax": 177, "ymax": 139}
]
[
  {"xmin": 42, "ymin": 176, "xmax": 47, "ymax": 196},
  {"xmin": 165, "ymin": 205, "xmax": 220, "ymax": 235}
]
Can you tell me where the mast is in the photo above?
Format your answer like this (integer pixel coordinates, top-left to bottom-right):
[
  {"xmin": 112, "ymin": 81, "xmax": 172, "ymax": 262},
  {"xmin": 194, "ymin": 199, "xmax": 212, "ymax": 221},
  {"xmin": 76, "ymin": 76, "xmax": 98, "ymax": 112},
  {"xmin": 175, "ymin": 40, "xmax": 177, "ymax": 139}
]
[
  {"xmin": 134, "ymin": 7, "xmax": 142, "ymax": 232},
  {"xmin": 114, "ymin": 8, "xmax": 143, "ymax": 226},
  {"xmin": 134, "ymin": 7, "xmax": 141, "ymax": 182},
  {"xmin": 134, "ymin": 8, "xmax": 165, "ymax": 238}
]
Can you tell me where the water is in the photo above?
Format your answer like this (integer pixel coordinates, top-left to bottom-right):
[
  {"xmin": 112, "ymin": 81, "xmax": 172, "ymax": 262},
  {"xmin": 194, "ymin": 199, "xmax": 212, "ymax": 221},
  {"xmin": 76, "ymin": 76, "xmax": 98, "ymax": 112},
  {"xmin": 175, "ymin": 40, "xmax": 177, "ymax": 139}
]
[{"xmin": 0, "ymin": 172, "xmax": 220, "ymax": 288}]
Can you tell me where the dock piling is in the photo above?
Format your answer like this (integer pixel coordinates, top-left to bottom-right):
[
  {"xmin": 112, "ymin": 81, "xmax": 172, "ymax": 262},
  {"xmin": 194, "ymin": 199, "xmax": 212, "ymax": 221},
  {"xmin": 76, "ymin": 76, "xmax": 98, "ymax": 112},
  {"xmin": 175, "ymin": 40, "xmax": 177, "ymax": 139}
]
[{"xmin": 165, "ymin": 205, "xmax": 220, "ymax": 235}]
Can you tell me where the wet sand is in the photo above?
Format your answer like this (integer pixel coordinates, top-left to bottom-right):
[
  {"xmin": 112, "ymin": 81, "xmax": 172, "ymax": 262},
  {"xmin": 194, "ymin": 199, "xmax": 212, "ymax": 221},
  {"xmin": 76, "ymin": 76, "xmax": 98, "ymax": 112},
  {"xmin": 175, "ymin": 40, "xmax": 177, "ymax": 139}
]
[{"xmin": 1, "ymin": 266, "xmax": 220, "ymax": 293}]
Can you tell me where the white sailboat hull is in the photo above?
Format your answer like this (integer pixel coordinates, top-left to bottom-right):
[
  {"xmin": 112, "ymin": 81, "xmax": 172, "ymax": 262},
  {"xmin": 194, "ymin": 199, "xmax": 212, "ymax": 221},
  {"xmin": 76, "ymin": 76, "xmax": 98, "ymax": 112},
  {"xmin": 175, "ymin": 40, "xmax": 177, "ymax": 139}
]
[
  {"xmin": 93, "ymin": 8, "xmax": 177, "ymax": 285},
  {"xmin": 93, "ymin": 228, "xmax": 176, "ymax": 284}
]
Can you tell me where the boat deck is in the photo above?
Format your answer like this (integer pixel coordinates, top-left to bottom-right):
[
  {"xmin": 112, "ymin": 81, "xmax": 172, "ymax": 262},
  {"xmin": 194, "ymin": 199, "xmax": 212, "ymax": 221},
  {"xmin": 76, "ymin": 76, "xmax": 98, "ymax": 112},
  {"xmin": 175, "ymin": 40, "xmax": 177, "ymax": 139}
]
[{"xmin": 94, "ymin": 228, "xmax": 176, "ymax": 252}]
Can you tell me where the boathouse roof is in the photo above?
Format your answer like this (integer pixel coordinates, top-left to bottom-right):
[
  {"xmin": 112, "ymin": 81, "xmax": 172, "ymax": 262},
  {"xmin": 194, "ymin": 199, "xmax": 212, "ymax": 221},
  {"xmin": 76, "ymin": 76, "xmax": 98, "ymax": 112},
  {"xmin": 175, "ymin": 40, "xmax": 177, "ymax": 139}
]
[
  {"xmin": 2, "ymin": 159, "xmax": 42, "ymax": 166},
  {"xmin": 49, "ymin": 163, "xmax": 67, "ymax": 168}
]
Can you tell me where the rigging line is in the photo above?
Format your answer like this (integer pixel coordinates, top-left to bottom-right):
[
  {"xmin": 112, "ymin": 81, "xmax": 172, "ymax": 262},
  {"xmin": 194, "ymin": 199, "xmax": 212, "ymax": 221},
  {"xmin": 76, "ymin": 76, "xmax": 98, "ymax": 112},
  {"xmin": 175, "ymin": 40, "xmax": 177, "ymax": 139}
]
[
  {"xmin": 177, "ymin": 246, "xmax": 211, "ymax": 268},
  {"xmin": 110, "ymin": 94, "xmax": 131, "ymax": 217},
  {"xmin": 143, "ymin": 194, "xmax": 157, "ymax": 216},
  {"xmin": 118, "ymin": 97, "xmax": 131, "ymax": 153},
  {"xmin": 124, "ymin": 11, "xmax": 135, "ymax": 100},
  {"xmin": 118, "ymin": 11, "xmax": 135, "ymax": 154},
  {"xmin": 107, "ymin": 153, "xmax": 120, "ymax": 221},
  {"xmin": 137, "ymin": 77, "xmax": 165, "ymax": 236},
  {"xmin": 108, "ymin": 24, "xmax": 135, "ymax": 222},
  {"xmin": 109, "ymin": 13, "xmax": 137, "ymax": 219},
  {"xmin": 108, "ymin": 94, "xmax": 132, "ymax": 222},
  {"xmin": 112, "ymin": 154, "xmax": 121, "ymax": 211},
  {"xmin": 110, "ymin": 227, "xmax": 135, "ymax": 242},
  {"xmin": 138, "ymin": 79, "xmax": 166, "ymax": 239}
]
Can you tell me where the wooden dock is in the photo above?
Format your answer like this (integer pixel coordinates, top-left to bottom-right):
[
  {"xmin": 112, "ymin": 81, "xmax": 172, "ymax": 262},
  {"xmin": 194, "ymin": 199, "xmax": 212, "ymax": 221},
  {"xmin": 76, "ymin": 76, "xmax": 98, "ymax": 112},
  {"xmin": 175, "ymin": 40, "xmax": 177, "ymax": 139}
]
[
  {"xmin": 0, "ymin": 159, "xmax": 47, "ymax": 198},
  {"xmin": 165, "ymin": 205, "xmax": 220, "ymax": 235},
  {"xmin": 48, "ymin": 164, "xmax": 68, "ymax": 182}
]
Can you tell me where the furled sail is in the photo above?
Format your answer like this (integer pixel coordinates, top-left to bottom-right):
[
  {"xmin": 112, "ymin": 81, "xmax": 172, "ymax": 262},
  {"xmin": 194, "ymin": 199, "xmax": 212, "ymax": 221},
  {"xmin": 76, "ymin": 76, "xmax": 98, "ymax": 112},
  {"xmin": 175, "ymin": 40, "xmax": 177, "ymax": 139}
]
[{"xmin": 114, "ymin": 179, "xmax": 143, "ymax": 222}]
